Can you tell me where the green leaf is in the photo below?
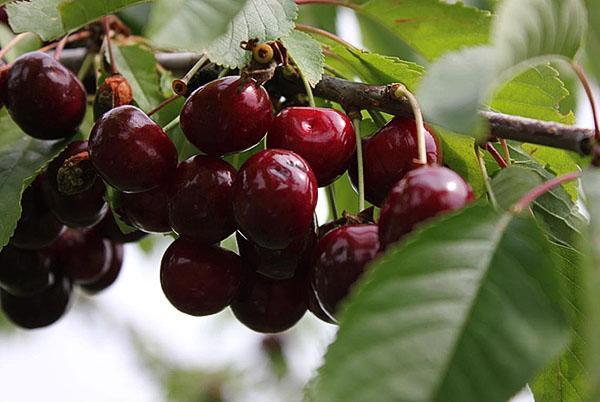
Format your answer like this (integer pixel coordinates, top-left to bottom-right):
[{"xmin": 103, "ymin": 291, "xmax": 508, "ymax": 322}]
[
  {"xmin": 0, "ymin": 28, "xmax": 41, "ymax": 63},
  {"xmin": 491, "ymin": 166, "xmax": 543, "ymax": 210},
  {"xmin": 313, "ymin": 205, "xmax": 569, "ymax": 402},
  {"xmin": 0, "ymin": 110, "xmax": 67, "ymax": 250},
  {"xmin": 585, "ymin": 0, "xmax": 600, "ymax": 84},
  {"xmin": 281, "ymin": 30, "xmax": 324, "ymax": 87},
  {"xmin": 145, "ymin": 0, "xmax": 247, "ymax": 54},
  {"xmin": 207, "ymin": 0, "xmax": 297, "ymax": 68},
  {"xmin": 418, "ymin": 0, "xmax": 587, "ymax": 137}
]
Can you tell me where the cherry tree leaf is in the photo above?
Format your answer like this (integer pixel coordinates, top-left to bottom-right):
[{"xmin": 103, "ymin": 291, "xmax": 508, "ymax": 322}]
[{"xmin": 281, "ymin": 30, "xmax": 324, "ymax": 87}]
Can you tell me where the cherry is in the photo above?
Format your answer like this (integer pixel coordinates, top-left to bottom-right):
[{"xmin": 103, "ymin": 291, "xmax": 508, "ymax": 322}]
[
  {"xmin": 231, "ymin": 268, "xmax": 308, "ymax": 333},
  {"xmin": 168, "ymin": 156, "xmax": 237, "ymax": 244},
  {"xmin": 311, "ymin": 224, "xmax": 380, "ymax": 318},
  {"xmin": 180, "ymin": 76, "xmax": 273, "ymax": 156},
  {"xmin": 89, "ymin": 105, "xmax": 178, "ymax": 193},
  {"xmin": 95, "ymin": 210, "xmax": 147, "ymax": 243},
  {"xmin": 82, "ymin": 243, "xmax": 124, "ymax": 294},
  {"xmin": 267, "ymin": 107, "xmax": 356, "ymax": 186},
  {"xmin": 0, "ymin": 66, "xmax": 9, "ymax": 107},
  {"xmin": 0, "ymin": 245, "xmax": 52, "ymax": 296},
  {"xmin": 348, "ymin": 116, "xmax": 442, "ymax": 206},
  {"xmin": 0, "ymin": 275, "xmax": 71, "ymax": 329},
  {"xmin": 45, "ymin": 228, "xmax": 112, "ymax": 285},
  {"xmin": 10, "ymin": 176, "xmax": 64, "ymax": 250},
  {"xmin": 5, "ymin": 52, "xmax": 86, "ymax": 140},
  {"xmin": 236, "ymin": 216, "xmax": 317, "ymax": 280},
  {"xmin": 160, "ymin": 239, "xmax": 243, "ymax": 316},
  {"xmin": 42, "ymin": 141, "xmax": 108, "ymax": 228},
  {"xmin": 308, "ymin": 286, "xmax": 336, "ymax": 324},
  {"xmin": 120, "ymin": 186, "xmax": 171, "ymax": 234},
  {"xmin": 378, "ymin": 166, "xmax": 474, "ymax": 249},
  {"xmin": 232, "ymin": 149, "xmax": 318, "ymax": 250}
]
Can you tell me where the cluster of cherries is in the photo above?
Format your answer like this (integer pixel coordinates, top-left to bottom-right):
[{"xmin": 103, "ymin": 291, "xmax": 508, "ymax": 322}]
[{"xmin": 0, "ymin": 48, "xmax": 474, "ymax": 333}]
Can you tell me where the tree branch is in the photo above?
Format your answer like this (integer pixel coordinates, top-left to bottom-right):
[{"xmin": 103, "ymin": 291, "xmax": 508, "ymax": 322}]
[{"xmin": 58, "ymin": 48, "xmax": 594, "ymax": 155}]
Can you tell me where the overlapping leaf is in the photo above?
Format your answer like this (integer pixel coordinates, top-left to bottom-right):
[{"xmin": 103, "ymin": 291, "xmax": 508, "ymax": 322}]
[{"xmin": 281, "ymin": 30, "xmax": 324, "ymax": 87}]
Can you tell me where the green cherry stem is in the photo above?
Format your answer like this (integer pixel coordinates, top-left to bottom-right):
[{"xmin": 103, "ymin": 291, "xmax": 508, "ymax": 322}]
[
  {"xmin": 296, "ymin": 23, "xmax": 358, "ymax": 51},
  {"xmin": 0, "ymin": 33, "xmax": 32, "ymax": 62},
  {"xmin": 102, "ymin": 17, "xmax": 118, "ymax": 75},
  {"xmin": 218, "ymin": 67, "xmax": 231, "ymax": 78},
  {"xmin": 474, "ymin": 144, "xmax": 498, "ymax": 209},
  {"xmin": 172, "ymin": 53, "xmax": 208, "ymax": 96},
  {"xmin": 326, "ymin": 185, "xmax": 340, "ymax": 220},
  {"xmin": 393, "ymin": 83, "xmax": 427, "ymax": 165},
  {"xmin": 296, "ymin": 59, "xmax": 316, "ymax": 108},
  {"xmin": 368, "ymin": 110, "xmax": 387, "ymax": 128},
  {"xmin": 353, "ymin": 115, "xmax": 365, "ymax": 211},
  {"xmin": 163, "ymin": 116, "xmax": 180, "ymax": 132},
  {"xmin": 77, "ymin": 51, "xmax": 95, "ymax": 81},
  {"xmin": 571, "ymin": 62, "xmax": 600, "ymax": 140},
  {"xmin": 499, "ymin": 139, "xmax": 511, "ymax": 166},
  {"xmin": 148, "ymin": 94, "xmax": 180, "ymax": 118},
  {"xmin": 295, "ymin": 0, "xmax": 357, "ymax": 9},
  {"xmin": 512, "ymin": 171, "xmax": 581, "ymax": 214}
]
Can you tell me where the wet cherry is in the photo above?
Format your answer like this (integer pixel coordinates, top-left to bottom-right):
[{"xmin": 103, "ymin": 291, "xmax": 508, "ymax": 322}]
[
  {"xmin": 308, "ymin": 285, "xmax": 336, "ymax": 324},
  {"xmin": 232, "ymin": 149, "xmax": 318, "ymax": 250},
  {"xmin": 180, "ymin": 76, "xmax": 273, "ymax": 156},
  {"xmin": 82, "ymin": 243, "xmax": 124, "ymax": 294},
  {"xmin": 0, "ymin": 245, "xmax": 52, "ymax": 297},
  {"xmin": 267, "ymin": 107, "xmax": 356, "ymax": 186},
  {"xmin": 378, "ymin": 166, "xmax": 474, "ymax": 249},
  {"xmin": 95, "ymin": 210, "xmax": 147, "ymax": 243},
  {"xmin": 120, "ymin": 186, "xmax": 171, "ymax": 234}
]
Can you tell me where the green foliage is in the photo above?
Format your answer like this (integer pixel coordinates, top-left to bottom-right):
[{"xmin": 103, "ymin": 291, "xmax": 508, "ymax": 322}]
[
  {"xmin": 585, "ymin": 0, "xmax": 600, "ymax": 84},
  {"xmin": 281, "ymin": 30, "xmax": 324, "ymax": 87},
  {"xmin": 0, "ymin": 28, "xmax": 41, "ymax": 62}
]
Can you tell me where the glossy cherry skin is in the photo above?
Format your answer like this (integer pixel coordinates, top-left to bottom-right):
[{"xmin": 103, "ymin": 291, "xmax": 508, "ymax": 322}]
[
  {"xmin": 6, "ymin": 52, "xmax": 86, "ymax": 140},
  {"xmin": 267, "ymin": 107, "xmax": 356, "ymax": 186},
  {"xmin": 379, "ymin": 166, "xmax": 474, "ymax": 249},
  {"xmin": 82, "ymin": 243, "xmax": 124, "ymax": 294},
  {"xmin": 348, "ymin": 116, "xmax": 442, "ymax": 206},
  {"xmin": 160, "ymin": 239, "xmax": 243, "ymax": 316},
  {"xmin": 95, "ymin": 210, "xmax": 147, "ymax": 243},
  {"xmin": 236, "ymin": 216, "xmax": 317, "ymax": 280},
  {"xmin": 0, "ymin": 275, "xmax": 72, "ymax": 329},
  {"xmin": 311, "ymin": 224, "xmax": 380, "ymax": 318},
  {"xmin": 45, "ymin": 228, "xmax": 112, "ymax": 285},
  {"xmin": 42, "ymin": 141, "xmax": 108, "ymax": 228},
  {"xmin": 0, "ymin": 245, "xmax": 52, "ymax": 297},
  {"xmin": 120, "ymin": 186, "xmax": 171, "ymax": 234},
  {"xmin": 11, "ymin": 176, "xmax": 64, "ymax": 250},
  {"xmin": 89, "ymin": 105, "xmax": 178, "ymax": 193},
  {"xmin": 168, "ymin": 156, "xmax": 237, "ymax": 243},
  {"xmin": 180, "ymin": 76, "xmax": 273, "ymax": 156},
  {"xmin": 231, "ymin": 268, "xmax": 308, "ymax": 333},
  {"xmin": 232, "ymin": 149, "xmax": 318, "ymax": 250},
  {"xmin": 308, "ymin": 286, "xmax": 336, "ymax": 324}
]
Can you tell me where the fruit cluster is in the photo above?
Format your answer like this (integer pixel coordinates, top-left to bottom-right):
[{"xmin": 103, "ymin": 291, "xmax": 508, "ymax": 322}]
[{"xmin": 0, "ymin": 49, "xmax": 474, "ymax": 333}]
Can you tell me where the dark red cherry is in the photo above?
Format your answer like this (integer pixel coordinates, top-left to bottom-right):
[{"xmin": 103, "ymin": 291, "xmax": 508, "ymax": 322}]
[
  {"xmin": 0, "ymin": 66, "xmax": 9, "ymax": 107},
  {"xmin": 160, "ymin": 239, "xmax": 243, "ymax": 316},
  {"xmin": 6, "ymin": 52, "xmax": 86, "ymax": 140},
  {"xmin": 45, "ymin": 228, "xmax": 112, "ymax": 285},
  {"xmin": 267, "ymin": 107, "xmax": 356, "ymax": 186},
  {"xmin": 42, "ymin": 141, "xmax": 108, "ymax": 228},
  {"xmin": 11, "ymin": 176, "xmax": 64, "ymax": 250},
  {"xmin": 89, "ymin": 105, "xmax": 178, "ymax": 193},
  {"xmin": 311, "ymin": 224, "xmax": 380, "ymax": 318},
  {"xmin": 95, "ymin": 210, "xmax": 147, "ymax": 243},
  {"xmin": 236, "ymin": 217, "xmax": 317, "ymax": 280},
  {"xmin": 232, "ymin": 149, "xmax": 318, "ymax": 250},
  {"xmin": 0, "ymin": 245, "xmax": 52, "ymax": 296},
  {"xmin": 348, "ymin": 116, "xmax": 442, "ymax": 206},
  {"xmin": 231, "ymin": 268, "xmax": 308, "ymax": 333},
  {"xmin": 0, "ymin": 275, "xmax": 71, "ymax": 329},
  {"xmin": 82, "ymin": 243, "xmax": 124, "ymax": 294},
  {"xmin": 379, "ymin": 166, "xmax": 474, "ymax": 249},
  {"xmin": 180, "ymin": 76, "xmax": 273, "ymax": 156},
  {"xmin": 168, "ymin": 156, "xmax": 237, "ymax": 243},
  {"xmin": 308, "ymin": 286, "xmax": 336, "ymax": 324},
  {"xmin": 120, "ymin": 186, "xmax": 171, "ymax": 234}
]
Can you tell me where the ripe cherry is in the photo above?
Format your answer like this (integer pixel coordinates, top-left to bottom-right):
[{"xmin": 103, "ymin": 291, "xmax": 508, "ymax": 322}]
[
  {"xmin": 232, "ymin": 149, "xmax": 318, "ymax": 250},
  {"xmin": 169, "ymin": 156, "xmax": 237, "ymax": 244},
  {"xmin": 82, "ymin": 243, "xmax": 124, "ymax": 294},
  {"xmin": 120, "ymin": 186, "xmax": 171, "ymax": 234},
  {"xmin": 180, "ymin": 76, "xmax": 273, "ymax": 156},
  {"xmin": 95, "ymin": 210, "xmax": 147, "ymax": 243},
  {"xmin": 311, "ymin": 224, "xmax": 380, "ymax": 318},
  {"xmin": 231, "ymin": 269, "xmax": 308, "ymax": 333},
  {"xmin": 161, "ymin": 239, "xmax": 243, "ymax": 316},
  {"xmin": 6, "ymin": 52, "xmax": 86, "ymax": 140},
  {"xmin": 348, "ymin": 116, "xmax": 442, "ymax": 206},
  {"xmin": 45, "ymin": 228, "xmax": 112, "ymax": 285},
  {"xmin": 267, "ymin": 107, "xmax": 356, "ymax": 186},
  {"xmin": 11, "ymin": 176, "xmax": 64, "ymax": 250},
  {"xmin": 42, "ymin": 141, "xmax": 108, "ymax": 228},
  {"xmin": 0, "ymin": 275, "xmax": 71, "ymax": 329},
  {"xmin": 0, "ymin": 245, "xmax": 52, "ymax": 296},
  {"xmin": 308, "ymin": 286, "xmax": 336, "ymax": 324},
  {"xmin": 378, "ymin": 166, "xmax": 474, "ymax": 249},
  {"xmin": 89, "ymin": 105, "xmax": 178, "ymax": 193}
]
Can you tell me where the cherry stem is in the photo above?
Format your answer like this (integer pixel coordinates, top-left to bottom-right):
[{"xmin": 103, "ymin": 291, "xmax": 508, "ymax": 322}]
[
  {"xmin": 172, "ymin": 53, "xmax": 208, "ymax": 96},
  {"xmin": 77, "ymin": 51, "xmax": 95, "ymax": 81},
  {"xmin": 103, "ymin": 16, "xmax": 118, "ymax": 75},
  {"xmin": 393, "ymin": 84, "xmax": 427, "ymax": 165},
  {"xmin": 0, "ymin": 33, "xmax": 32, "ymax": 61},
  {"xmin": 53, "ymin": 33, "xmax": 70, "ymax": 61},
  {"xmin": 162, "ymin": 116, "xmax": 180, "ymax": 132},
  {"xmin": 296, "ymin": 23, "xmax": 358, "ymax": 50},
  {"xmin": 323, "ymin": 64, "xmax": 347, "ymax": 79},
  {"xmin": 352, "ymin": 116, "xmax": 365, "ymax": 212},
  {"xmin": 368, "ymin": 110, "xmax": 386, "ymax": 128},
  {"xmin": 572, "ymin": 62, "xmax": 600, "ymax": 140},
  {"xmin": 148, "ymin": 94, "xmax": 180, "ymax": 118},
  {"xmin": 512, "ymin": 171, "xmax": 582, "ymax": 214},
  {"xmin": 485, "ymin": 143, "xmax": 508, "ymax": 169},
  {"xmin": 295, "ymin": 57, "xmax": 316, "ymax": 107},
  {"xmin": 218, "ymin": 67, "xmax": 230, "ymax": 78},
  {"xmin": 326, "ymin": 185, "xmax": 340, "ymax": 220},
  {"xmin": 474, "ymin": 144, "xmax": 498, "ymax": 209},
  {"xmin": 500, "ymin": 139, "xmax": 511, "ymax": 166},
  {"xmin": 38, "ymin": 31, "xmax": 92, "ymax": 53},
  {"xmin": 295, "ymin": 0, "xmax": 357, "ymax": 9}
]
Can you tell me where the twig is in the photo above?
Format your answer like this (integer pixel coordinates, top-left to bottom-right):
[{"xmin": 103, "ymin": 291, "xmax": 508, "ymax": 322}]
[{"xmin": 485, "ymin": 143, "xmax": 508, "ymax": 169}]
